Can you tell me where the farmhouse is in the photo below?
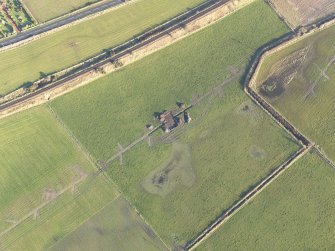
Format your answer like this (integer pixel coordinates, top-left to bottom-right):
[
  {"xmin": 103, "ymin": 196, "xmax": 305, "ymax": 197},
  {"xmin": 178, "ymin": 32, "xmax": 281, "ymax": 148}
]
[{"xmin": 160, "ymin": 111, "xmax": 180, "ymax": 133}]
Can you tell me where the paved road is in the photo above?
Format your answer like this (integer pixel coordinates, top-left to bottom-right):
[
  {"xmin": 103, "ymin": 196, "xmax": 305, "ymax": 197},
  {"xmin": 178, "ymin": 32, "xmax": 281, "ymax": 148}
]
[{"xmin": 0, "ymin": 0, "xmax": 123, "ymax": 48}]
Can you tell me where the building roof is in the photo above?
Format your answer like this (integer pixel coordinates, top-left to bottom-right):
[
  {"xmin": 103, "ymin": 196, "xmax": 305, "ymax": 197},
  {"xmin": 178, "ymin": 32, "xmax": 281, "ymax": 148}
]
[{"xmin": 161, "ymin": 111, "xmax": 178, "ymax": 130}]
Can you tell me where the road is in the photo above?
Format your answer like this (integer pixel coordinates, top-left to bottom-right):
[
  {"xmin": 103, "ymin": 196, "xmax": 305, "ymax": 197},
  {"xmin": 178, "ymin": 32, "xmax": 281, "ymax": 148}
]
[{"xmin": 0, "ymin": 0, "xmax": 123, "ymax": 48}]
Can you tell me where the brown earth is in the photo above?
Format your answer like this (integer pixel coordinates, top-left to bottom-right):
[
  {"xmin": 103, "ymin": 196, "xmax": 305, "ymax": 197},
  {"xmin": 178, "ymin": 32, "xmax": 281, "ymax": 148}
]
[{"xmin": 270, "ymin": 0, "xmax": 335, "ymax": 28}]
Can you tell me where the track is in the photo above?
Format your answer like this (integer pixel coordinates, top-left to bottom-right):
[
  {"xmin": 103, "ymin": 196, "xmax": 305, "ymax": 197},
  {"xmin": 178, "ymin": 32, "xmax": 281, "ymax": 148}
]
[{"xmin": 0, "ymin": 0, "xmax": 231, "ymax": 112}]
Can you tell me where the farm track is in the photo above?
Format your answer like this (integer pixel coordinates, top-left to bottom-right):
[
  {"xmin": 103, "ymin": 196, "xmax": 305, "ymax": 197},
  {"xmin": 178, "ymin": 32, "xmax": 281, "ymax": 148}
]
[
  {"xmin": 103, "ymin": 104, "xmax": 193, "ymax": 168},
  {"xmin": 0, "ymin": 0, "xmax": 231, "ymax": 112},
  {"xmin": 0, "ymin": 173, "xmax": 87, "ymax": 239},
  {"xmin": 314, "ymin": 147, "xmax": 335, "ymax": 171},
  {"xmin": 102, "ymin": 71, "xmax": 240, "ymax": 168}
]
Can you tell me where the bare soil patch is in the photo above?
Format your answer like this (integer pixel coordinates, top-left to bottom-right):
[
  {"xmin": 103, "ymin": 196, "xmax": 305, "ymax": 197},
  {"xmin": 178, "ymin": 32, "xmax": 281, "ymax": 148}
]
[
  {"xmin": 270, "ymin": 0, "xmax": 335, "ymax": 27},
  {"xmin": 235, "ymin": 100, "xmax": 263, "ymax": 125},
  {"xmin": 259, "ymin": 47, "xmax": 309, "ymax": 98}
]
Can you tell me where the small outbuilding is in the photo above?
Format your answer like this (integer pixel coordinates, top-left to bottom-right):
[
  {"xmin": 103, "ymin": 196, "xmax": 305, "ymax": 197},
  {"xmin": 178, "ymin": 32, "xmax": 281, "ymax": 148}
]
[{"xmin": 184, "ymin": 111, "xmax": 192, "ymax": 123}]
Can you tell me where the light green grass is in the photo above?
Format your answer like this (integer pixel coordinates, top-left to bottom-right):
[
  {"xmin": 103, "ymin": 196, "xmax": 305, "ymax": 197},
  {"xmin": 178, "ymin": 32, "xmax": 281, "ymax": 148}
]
[
  {"xmin": 22, "ymin": 0, "xmax": 101, "ymax": 22},
  {"xmin": 196, "ymin": 151, "xmax": 335, "ymax": 250},
  {"xmin": 49, "ymin": 196, "xmax": 168, "ymax": 251},
  {"xmin": 0, "ymin": 106, "xmax": 118, "ymax": 250},
  {"xmin": 256, "ymin": 24, "xmax": 335, "ymax": 162},
  {"xmin": 51, "ymin": 1, "xmax": 297, "ymax": 247},
  {"xmin": 0, "ymin": 0, "xmax": 204, "ymax": 95}
]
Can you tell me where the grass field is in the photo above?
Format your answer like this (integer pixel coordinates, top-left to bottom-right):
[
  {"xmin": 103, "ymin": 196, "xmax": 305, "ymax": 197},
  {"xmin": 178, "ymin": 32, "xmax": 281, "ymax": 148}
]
[
  {"xmin": 49, "ymin": 196, "xmax": 168, "ymax": 251},
  {"xmin": 255, "ymin": 24, "xmax": 335, "ymax": 162},
  {"xmin": 0, "ymin": 106, "xmax": 118, "ymax": 250},
  {"xmin": 50, "ymin": 1, "xmax": 299, "ymax": 247},
  {"xmin": 196, "ymin": 151, "xmax": 335, "ymax": 250},
  {"xmin": 22, "ymin": 0, "xmax": 102, "ymax": 22},
  {"xmin": 0, "ymin": 0, "xmax": 204, "ymax": 96}
]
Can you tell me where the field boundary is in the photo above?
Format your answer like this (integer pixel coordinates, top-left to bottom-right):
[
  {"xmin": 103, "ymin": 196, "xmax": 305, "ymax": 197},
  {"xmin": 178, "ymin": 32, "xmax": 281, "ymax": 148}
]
[
  {"xmin": 186, "ymin": 146, "xmax": 310, "ymax": 250},
  {"xmin": 0, "ymin": 0, "xmax": 135, "ymax": 51},
  {"xmin": 47, "ymin": 104, "xmax": 97, "ymax": 168},
  {"xmin": 0, "ymin": 170, "xmax": 88, "ymax": 239},
  {"xmin": 0, "ymin": 0, "xmax": 254, "ymax": 119},
  {"xmin": 45, "ymin": 193, "xmax": 121, "ymax": 251},
  {"xmin": 264, "ymin": 0, "xmax": 294, "ymax": 30},
  {"xmin": 185, "ymin": 15, "xmax": 335, "ymax": 251},
  {"xmin": 247, "ymin": 19, "xmax": 335, "ymax": 92}
]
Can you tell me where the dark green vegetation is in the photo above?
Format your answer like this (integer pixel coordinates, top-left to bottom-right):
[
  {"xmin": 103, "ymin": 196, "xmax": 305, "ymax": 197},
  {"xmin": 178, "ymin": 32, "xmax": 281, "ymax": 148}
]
[
  {"xmin": 0, "ymin": 106, "xmax": 118, "ymax": 250},
  {"xmin": 51, "ymin": 1, "xmax": 299, "ymax": 247},
  {"xmin": 196, "ymin": 151, "xmax": 335, "ymax": 250},
  {"xmin": 0, "ymin": 0, "xmax": 203, "ymax": 95},
  {"xmin": 256, "ymin": 25, "xmax": 335, "ymax": 162},
  {"xmin": 0, "ymin": 11, "xmax": 14, "ymax": 37},
  {"xmin": 49, "ymin": 196, "xmax": 168, "ymax": 251},
  {"xmin": 3, "ymin": 0, "xmax": 35, "ymax": 30}
]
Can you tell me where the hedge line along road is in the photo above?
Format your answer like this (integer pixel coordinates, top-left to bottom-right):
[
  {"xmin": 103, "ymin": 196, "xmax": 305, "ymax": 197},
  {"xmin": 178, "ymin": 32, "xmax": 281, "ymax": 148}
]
[{"xmin": 0, "ymin": 0, "xmax": 123, "ymax": 48}]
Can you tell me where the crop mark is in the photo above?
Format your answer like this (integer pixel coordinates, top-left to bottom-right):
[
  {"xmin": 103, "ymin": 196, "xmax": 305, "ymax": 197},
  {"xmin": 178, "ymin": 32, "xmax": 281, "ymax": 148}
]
[
  {"xmin": 303, "ymin": 51, "xmax": 335, "ymax": 100},
  {"xmin": 0, "ymin": 168, "xmax": 87, "ymax": 238},
  {"xmin": 260, "ymin": 47, "xmax": 309, "ymax": 99}
]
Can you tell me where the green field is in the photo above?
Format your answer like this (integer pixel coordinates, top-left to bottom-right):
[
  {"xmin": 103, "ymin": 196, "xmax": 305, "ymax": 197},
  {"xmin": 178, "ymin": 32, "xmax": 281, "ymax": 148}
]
[
  {"xmin": 0, "ymin": 0, "xmax": 204, "ymax": 96},
  {"xmin": 49, "ymin": 196, "xmax": 168, "ymax": 251},
  {"xmin": 50, "ymin": 1, "xmax": 299, "ymax": 247},
  {"xmin": 196, "ymin": 151, "xmax": 335, "ymax": 250},
  {"xmin": 255, "ymin": 24, "xmax": 335, "ymax": 162},
  {"xmin": 0, "ymin": 106, "xmax": 118, "ymax": 250},
  {"xmin": 22, "ymin": 0, "xmax": 102, "ymax": 22}
]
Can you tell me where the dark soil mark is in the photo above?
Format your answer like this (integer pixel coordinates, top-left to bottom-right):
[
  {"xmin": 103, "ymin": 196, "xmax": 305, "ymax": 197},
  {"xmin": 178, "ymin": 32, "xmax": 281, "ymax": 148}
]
[
  {"xmin": 152, "ymin": 152, "xmax": 182, "ymax": 188},
  {"xmin": 260, "ymin": 47, "xmax": 309, "ymax": 98},
  {"xmin": 260, "ymin": 76, "xmax": 285, "ymax": 98}
]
